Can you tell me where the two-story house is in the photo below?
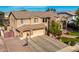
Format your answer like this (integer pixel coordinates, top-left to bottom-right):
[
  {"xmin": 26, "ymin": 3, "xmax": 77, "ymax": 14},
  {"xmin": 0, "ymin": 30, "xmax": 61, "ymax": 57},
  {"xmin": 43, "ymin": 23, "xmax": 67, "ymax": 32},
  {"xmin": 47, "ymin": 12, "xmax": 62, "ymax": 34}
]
[
  {"xmin": 58, "ymin": 11, "xmax": 77, "ymax": 30},
  {"xmin": 58, "ymin": 11, "xmax": 77, "ymax": 23},
  {"xmin": 8, "ymin": 11, "xmax": 58, "ymax": 39}
]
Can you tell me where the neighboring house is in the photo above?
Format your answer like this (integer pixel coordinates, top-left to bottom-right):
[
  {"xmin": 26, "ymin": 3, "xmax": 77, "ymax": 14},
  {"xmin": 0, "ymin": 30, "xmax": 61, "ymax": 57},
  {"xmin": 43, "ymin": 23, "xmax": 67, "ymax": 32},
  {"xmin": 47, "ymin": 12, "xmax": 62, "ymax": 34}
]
[
  {"xmin": 3, "ymin": 12, "xmax": 10, "ymax": 29},
  {"xmin": 57, "ymin": 11, "xmax": 77, "ymax": 30},
  {"xmin": 0, "ymin": 12, "xmax": 4, "ymax": 23},
  {"xmin": 0, "ymin": 12, "xmax": 5, "ymax": 30},
  {"xmin": 0, "ymin": 12, "xmax": 10, "ymax": 32},
  {"xmin": 58, "ymin": 11, "xmax": 77, "ymax": 23},
  {"xmin": 0, "ymin": 12, "xmax": 4, "ymax": 21},
  {"xmin": 8, "ymin": 11, "xmax": 58, "ymax": 39}
]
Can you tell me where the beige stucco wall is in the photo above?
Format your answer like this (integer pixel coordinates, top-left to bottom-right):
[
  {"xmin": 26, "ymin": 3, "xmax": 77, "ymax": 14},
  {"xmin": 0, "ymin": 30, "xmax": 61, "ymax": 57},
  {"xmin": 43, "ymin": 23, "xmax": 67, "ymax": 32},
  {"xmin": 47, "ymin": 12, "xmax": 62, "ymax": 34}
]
[
  {"xmin": 43, "ymin": 20, "xmax": 48, "ymax": 28},
  {"xmin": 9, "ymin": 14, "xmax": 17, "ymax": 29},
  {"xmin": 16, "ymin": 17, "xmax": 43, "ymax": 27},
  {"xmin": 55, "ymin": 18, "xmax": 60, "ymax": 22},
  {"xmin": 16, "ymin": 19, "xmax": 31, "ymax": 27},
  {"xmin": 31, "ymin": 17, "xmax": 43, "ymax": 24},
  {"xmin": 22, "ymin": 32, "xmax": 27, "ymax": 39},
  {"xmin": 9, "ymin": 14, "xmax": 48, "ymax": 29}
]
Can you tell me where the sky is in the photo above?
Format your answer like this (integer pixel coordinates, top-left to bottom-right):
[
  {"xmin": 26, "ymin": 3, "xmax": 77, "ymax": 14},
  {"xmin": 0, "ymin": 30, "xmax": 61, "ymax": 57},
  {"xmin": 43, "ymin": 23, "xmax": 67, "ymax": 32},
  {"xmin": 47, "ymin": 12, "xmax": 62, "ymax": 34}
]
[{"xmin": 0, "ymin": 6, "xmax": 79, "ymax": 12}]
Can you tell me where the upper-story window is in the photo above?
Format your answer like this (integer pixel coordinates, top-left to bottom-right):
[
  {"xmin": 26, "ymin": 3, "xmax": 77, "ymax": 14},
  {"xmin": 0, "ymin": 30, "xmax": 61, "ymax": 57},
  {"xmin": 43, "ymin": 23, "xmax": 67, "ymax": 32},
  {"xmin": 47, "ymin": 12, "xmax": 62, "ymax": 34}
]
[
  {"xmin": 34, "ymin": 18, "xmax": 38, "ymax": 23},
  {"xmin": 21, "ymin": 20, "xmax": 23, "ymax": 24},
  {"xmin": 43, "ymin": 18, "xmax": 47, "ymax": 23},
  {"xmin": 21, "ymin": 19, "xmax": 25, "ymax": 24}
]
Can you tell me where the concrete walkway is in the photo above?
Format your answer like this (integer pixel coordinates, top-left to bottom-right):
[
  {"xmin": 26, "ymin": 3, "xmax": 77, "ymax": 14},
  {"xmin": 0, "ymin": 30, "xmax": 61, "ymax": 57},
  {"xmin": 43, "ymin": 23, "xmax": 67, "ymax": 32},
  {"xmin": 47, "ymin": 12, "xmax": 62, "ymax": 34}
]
[{"xmin": 61, "ymin": 34, "xmax": 77, "ymax": 38}]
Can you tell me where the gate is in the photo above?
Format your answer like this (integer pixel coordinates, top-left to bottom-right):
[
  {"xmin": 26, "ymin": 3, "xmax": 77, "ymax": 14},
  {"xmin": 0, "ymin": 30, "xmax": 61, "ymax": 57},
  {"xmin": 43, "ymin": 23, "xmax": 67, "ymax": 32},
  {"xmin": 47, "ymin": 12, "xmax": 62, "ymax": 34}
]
[{"xmin": 4, "ymin": 31, "xmax": 14, "ymax": 38}]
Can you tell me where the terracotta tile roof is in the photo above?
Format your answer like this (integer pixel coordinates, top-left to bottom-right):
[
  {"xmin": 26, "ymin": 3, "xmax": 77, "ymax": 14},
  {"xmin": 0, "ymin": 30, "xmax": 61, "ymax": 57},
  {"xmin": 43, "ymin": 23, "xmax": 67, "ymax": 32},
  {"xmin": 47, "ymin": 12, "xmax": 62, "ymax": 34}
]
[
  {"xmin": 10, "ymin": 11, "xmax": 59, "ymax": 20},
  {"xmin": 16, "ymin": 24, "xmax": 45, "ymax": 32}
]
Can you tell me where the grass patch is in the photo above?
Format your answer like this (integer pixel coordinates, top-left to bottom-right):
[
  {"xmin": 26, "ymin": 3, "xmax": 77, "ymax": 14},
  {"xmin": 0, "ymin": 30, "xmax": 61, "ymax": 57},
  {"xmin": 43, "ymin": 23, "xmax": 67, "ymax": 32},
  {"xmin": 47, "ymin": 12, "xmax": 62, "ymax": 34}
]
[
  {"xmin": 69, "ymin": 31, "xmax": 79, "ymax": 36},
  {"xmin": 60, "ymin": 37, "xmax": 79, "ymax": 42}
]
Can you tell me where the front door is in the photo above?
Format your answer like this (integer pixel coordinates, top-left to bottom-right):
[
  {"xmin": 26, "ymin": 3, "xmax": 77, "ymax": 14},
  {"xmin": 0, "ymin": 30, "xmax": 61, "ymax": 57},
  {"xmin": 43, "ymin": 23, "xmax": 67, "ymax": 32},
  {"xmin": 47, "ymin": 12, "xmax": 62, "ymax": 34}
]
[{"xmin": 26, "ymin": 31, "xmax": 31, "ymax": 39}]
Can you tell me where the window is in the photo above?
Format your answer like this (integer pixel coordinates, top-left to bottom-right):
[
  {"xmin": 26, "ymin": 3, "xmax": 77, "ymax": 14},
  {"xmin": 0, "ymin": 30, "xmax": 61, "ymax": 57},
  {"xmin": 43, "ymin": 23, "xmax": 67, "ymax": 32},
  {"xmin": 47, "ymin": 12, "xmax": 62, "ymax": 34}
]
[
  {"xmin": 45, "ymin": 19, "xmax": 47, "ymax": 22},
  {"xmin": 21, "ymin": 19, "xmax": 25, "ymax": 24},
  {"xmin": 43, "ymin": 18, "xmax": 47, "ymax": 22},
  {"xmin": 21, "ymin": 20, "xmax": 24, "ymax": 24},
  {"xmin": 34, "ymin": 18, "xmax": 38, "ymax": 23}
]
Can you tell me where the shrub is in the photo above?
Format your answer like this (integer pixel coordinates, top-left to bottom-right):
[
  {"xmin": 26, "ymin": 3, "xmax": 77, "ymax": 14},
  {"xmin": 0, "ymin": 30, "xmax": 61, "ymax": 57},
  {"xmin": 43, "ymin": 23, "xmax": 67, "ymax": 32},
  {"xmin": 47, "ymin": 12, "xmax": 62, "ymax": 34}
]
[{"xmin": 49, "ymin": 21, "xmax": 61, "ymax": 36}]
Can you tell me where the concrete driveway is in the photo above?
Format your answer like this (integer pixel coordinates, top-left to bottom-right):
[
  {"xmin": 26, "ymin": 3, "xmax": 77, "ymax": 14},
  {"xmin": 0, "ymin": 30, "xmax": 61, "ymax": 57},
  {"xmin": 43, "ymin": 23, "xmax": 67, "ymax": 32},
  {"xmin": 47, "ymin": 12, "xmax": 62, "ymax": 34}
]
[
  {"xmin": 0, "ymin": 37, "xmax": 7, "ymax": 52},
  {"xmin": 0, "ymin": 35, "xmax": 68, "ymax": 52},
  {"xmin": 2, "ymin": 37, "xmax": 32, "ymax": 52},
  {"xmin": 29, "ymin": 35, "xmax": 68, "ymax": 52}
]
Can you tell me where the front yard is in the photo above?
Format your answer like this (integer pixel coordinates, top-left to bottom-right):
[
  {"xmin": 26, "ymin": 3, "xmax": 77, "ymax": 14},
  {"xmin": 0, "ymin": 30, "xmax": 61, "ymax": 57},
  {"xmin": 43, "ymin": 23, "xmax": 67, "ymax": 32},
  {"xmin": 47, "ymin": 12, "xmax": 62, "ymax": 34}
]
[
  {"xmin": 60, "ymin": 37, "xmax": 79, "ymax": 42},
  {"xmin": 68, "ymin": 31, "xmax": 79, "ymax": 36},
  {"xmin": 60, "ymin": 37, "xmax": 79, "ymax": 46}
]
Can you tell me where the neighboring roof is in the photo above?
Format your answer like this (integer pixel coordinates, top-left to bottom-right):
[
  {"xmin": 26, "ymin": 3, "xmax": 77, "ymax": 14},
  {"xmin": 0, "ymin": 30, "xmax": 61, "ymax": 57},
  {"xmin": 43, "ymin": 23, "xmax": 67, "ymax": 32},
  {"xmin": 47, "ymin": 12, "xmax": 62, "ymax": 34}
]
[
  {"xmin": 5, "ymin": 12, "xmax": 10, "ymax": 17},
  {"xmin": 66, "ymin": 11, "xmax": 77, "ymax": 16},
  {"xmin": 30, "ymin": 35, "xmax": 68, "ymax": 52},
  {"xmin": 58, "ymin": 11, "xmax": 77, "ymax": 16},
  {"xmin": 9, "ymin": 11, "xmax": 59, "ymax": 19},
  {"xmin": 16, "ymin": 24, "xmax": 45, "ymax": 32}
]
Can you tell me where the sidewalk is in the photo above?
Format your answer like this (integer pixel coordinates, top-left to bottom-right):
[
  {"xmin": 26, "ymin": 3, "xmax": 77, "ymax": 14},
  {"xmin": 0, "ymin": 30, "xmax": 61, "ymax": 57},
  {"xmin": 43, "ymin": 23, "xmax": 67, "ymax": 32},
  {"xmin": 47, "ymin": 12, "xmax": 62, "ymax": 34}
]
[{"xmin": 61, "ymin": 34, "xmax": 77, "ymax": 38}]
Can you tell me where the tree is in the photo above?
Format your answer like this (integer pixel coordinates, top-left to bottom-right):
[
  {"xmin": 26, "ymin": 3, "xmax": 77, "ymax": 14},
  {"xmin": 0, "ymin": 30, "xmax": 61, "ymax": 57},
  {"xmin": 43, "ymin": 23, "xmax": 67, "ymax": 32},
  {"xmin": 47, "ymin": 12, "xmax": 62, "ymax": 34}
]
[
  {"xmin": 49, "ymin": 21, "xmax": 61, "ymax": 36},
  {"xmin": 19, "ymin": 10, "xmax": 27, "ymax": 11},
  {"xmin": 76, "ymin": 16, "xmax": 79, "ymax": 27},
  {"xmin": 75, "ymin": 8, "xmax": 79, "ymax": 15},
  {"xmin": 0, "ymin": 11, "xmax": 4, "ymax": 15},
  {"xmin": 46, "ymin": 8, "xmax": 56, "ymax": 12},
  {"xmin": 0, "ymin": 21, "xmax": 4, "ymax": 27},
  {"xmin": 75, "ymin": 8, "xmax": 79, "ymax": 27},
  {"xmin": 0, "ymin": 11, "xmax": 4, "ymax": 27}
]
